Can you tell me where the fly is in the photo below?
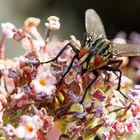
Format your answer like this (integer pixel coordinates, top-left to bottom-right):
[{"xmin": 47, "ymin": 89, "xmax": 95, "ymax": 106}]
[{"xmin": 41, "ymin": 9, "xmax": 140, "ymax": 103}]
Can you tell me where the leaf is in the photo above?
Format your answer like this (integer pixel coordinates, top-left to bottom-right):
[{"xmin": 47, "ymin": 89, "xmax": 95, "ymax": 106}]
[{"xmin": 70, "ymin": 103, "xmax": 83, "ymax": 113}]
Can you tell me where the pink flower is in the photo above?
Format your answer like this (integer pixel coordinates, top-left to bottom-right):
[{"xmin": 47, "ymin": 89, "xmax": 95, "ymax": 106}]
[
  {"xmin": 110, "ymin": 90, "xmax": 125, "ymax": 107},
  {"xmin": 124, "ymin": 118, "xmax": 139, "ymax": 133},
  {"xmin": 112, "ymin": 120, "xmax": 124, "ymax": 136},
  {"xmin": 131, "ymin": 103, "xmax": 140, "ymax": 118},
  {"xmin": 0, "ymin": 22, "xmax": 17, "ymax": 59},
  {"xmin": 91, "ymin": 89, "xmax": 107, "ymax": 102},
  {"xmin": 4, "ymin": 124, "xmax": 16, "ymax": 139},
  {"xmin": 102, "ymin": 131, "xmax": 113, "ymax": 140},
  {"xmin": 44, "ymin": 16, "xmax": 60, "ymax": 45},
  {"xmin": 95, "ymin": 104, "xmax": 104, "ymax": 118},
  {"xmin": 12, "ymin": 28, "xmax": 26, "ymax": 42},
  {"xmin": 22, "ymin": 37, "xmax": 45, "ymax": 51},
  {"xmin": 64, "ymin": 69, "xmax": 77, "ymax": 85},
  {"xmin": 10, "ymin": 90, "xmax": 32, "ymax": 108},
  {"xmin": 101, "ymin": 115, "xmax": 113, "ymax": 127},
  {"xmin": 23, "ymin": 17, "xmax": 43, "ymax": 40},
  {"xmin": 22, "ymin": 17, "xmax": 44, "ymax": 51},
  {"xmin": 128, "ymin": 89, "xmax": 140, "ymax": 104}
]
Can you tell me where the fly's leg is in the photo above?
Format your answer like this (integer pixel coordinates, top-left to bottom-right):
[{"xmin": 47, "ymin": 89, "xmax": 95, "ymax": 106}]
[
  {"xmin": 58, "ymin": 54, "xmax": 78, "ymax": 85},
  {"xmin": 100, "ymin": 66, "xmax": 128, "ymax": 99},
  {"xmin": 108, "ymin": 59, "xmax": 123, "ymax": 67},
  {"xmin": 40, "ymin": 42, "xmax": 79, "ymax": 86},
  {"xmin": 59, "ymin": 134, "xmax": 70, "ymax": 140},
  {"xmin": 41, "ymin": 42, "xmax": 79, "ymax": 64},
  {"xmin": 80, "ymin": 60, "xmax": 90, "ymax": 75},
  {"xmin": 103, "ymin": 59, "xmax": 123, "ymax": 82},
  {"xmin": 80, "ymin": 70, "xmax": 99, "ymax": 104},
  {"xmin": 80, "ymin": 52, "xmax": 93, "ymax": 75},
  {"xmin": 106, "ymin": 60, "xmax": 127, "ymax": 96}
]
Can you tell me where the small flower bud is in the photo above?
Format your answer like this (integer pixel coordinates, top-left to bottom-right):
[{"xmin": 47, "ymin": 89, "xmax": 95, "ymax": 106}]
[
  {"xmin": 23, "ymin": 17, "xmax": 40, "ymax": 32},
  {"xmin": 45, "ymin": 16, "xmax": 60, "ymax": 30},
  {"xmin": 1, "ymin": 22, "xmax": 16, "ymax": 38}
]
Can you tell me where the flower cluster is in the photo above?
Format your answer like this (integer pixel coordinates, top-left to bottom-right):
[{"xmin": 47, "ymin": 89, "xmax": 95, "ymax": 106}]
[{"xmin": 0, "ymin": 14, "xmax": 140, "ymax": 140}]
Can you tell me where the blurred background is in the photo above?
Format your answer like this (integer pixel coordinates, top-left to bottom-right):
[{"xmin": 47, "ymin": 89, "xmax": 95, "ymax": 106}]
[{"xmin": 0, "ymin": 0, "xmax": 140, "ymax": 58}]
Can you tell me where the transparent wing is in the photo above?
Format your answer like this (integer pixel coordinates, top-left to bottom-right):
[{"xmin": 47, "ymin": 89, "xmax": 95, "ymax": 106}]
[
  {"xmin": 85, "ymin": 9, "xmax": 106, "ymax": 37},
  {"xmin": 112, "ymin": 43, "xmax": 140, "ymax": 57}
]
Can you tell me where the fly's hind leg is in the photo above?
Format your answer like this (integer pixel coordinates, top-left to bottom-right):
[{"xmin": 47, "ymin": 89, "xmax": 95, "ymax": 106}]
[
  {"xmin": 107, "ymin": 59, "xmax": 123, "ymax": 67},
  {"xmin": 59, "ymin": 134, "xmax": 70, "ymax": 140},
  {"xmin": 100, "ymin": 65, "xmax": 128, "ymax": 99},
  {"xmin": 107, "ymin": 59, "xmax": 123, "ymax": 78}
]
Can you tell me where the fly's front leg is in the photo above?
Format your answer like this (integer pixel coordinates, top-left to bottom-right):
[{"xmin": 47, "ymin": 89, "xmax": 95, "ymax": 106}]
[
  {"xmin": 80, "ymin": 70, "xmax": 99, "ymax": 104},
  {"xmin": 41, "ymin": 42, "xmax": 79, "ymax": 64},
  {"xmin": 58, "ymin": 54, "xmax": 78, "ymax": 85}
]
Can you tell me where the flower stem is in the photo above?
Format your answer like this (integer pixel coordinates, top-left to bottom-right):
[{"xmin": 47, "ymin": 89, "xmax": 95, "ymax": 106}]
[
  {"xmin": 0, "ymin": 33, "xmax": 7, "ymax": 59},
  {"xmin": 45, "ymin": 28, "xmax": 50, "ymax": 45}
]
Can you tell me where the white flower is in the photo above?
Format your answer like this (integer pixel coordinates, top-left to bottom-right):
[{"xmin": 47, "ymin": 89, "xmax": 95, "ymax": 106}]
[
  {"xmin": 1, "ymin": 22, "xmax": 16, "ymax": 38},
  {"xmin": 16, "ymin": 125, "xmax": 37, "ymax": 140},
  {"xmin": 31, "ymin": 78, "xmax": 56, "ymax": 95},
  {"xmin": 16, "ymin": 115, "xmax": 43, "ymax": 140},
  {"xmin": 30, "ymin": 67, "xmax": 56, "ymax": 95}
]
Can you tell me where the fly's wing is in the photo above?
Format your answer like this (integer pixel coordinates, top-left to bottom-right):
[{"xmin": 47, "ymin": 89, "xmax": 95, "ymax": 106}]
[
  {"xmin": 85, "ymin": 9, "xmax": 106, "ymax": 38},
  {"xmin": 112, "ymin": 43, "xmax": 140, "ymax": 57}
]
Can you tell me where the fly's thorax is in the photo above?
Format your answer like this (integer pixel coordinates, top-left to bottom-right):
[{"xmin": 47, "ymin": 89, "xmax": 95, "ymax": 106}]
[
  {"xmin": 93, "ymin": 37, "xmax": 116, "ymax": 68},
  {"xmin": 81, "ymin": 36, "xmax": 116, "ymax": 69}
]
